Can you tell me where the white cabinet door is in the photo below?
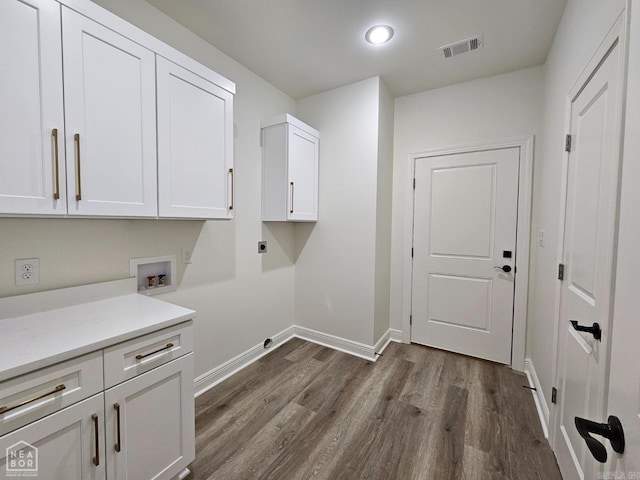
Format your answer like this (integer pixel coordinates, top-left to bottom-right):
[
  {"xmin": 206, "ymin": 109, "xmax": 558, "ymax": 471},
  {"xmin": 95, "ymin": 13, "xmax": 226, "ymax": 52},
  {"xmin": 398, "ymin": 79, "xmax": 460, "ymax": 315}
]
[
  {"xmin": 157, "ymin": 57, "xmax": 234, "ymax": 219},
  {"xmin": 0, "ymin": 394, "xmax": 106, "ymax": 480},
  {"xmin": 104, "ymin": 354, "xmax": 194, "ymax": 480},
  {"xmin": 62, "ymin": 8, "xmax": 157, "ymax": 217},
  {"xmin": 288, "ymin": 124, "xmax": 318, "ymax": 221},
  {"xmin": 0, "ymin": 0, "xmax": 66, "ymax": 215},
  {"xmin": 262, "ymin": 114, "xmax": 319, "ymax": 222}
]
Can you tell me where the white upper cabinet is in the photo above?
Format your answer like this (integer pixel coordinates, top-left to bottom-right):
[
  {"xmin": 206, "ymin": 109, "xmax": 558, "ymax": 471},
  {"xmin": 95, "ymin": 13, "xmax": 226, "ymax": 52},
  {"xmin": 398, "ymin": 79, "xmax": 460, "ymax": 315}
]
[
  {"xmin": 0, "ymin": 0, "xmax": 66, "ymax": 215},
  {"xmin": 157, "ymin": 57, "xmax": 234, "ymax": 219},
  {"xmin": 62, "ymin": 8, "xmax": 158, "ymax": 217},
  {"xmin": 262, "ymin": 114, "xmax": 319, "ymax": 222},
  {"xmin": 0, "ymin": 0, "xmax": 235, "ymax": 219}
]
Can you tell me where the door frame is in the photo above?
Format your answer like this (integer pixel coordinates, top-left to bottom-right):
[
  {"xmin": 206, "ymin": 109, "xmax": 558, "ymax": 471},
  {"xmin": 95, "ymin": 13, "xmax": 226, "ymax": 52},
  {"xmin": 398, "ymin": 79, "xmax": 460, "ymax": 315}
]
[
  {"xmin": 401, "ymin": 135, "xmax": 534, "ymax": 371},
  {"xmin": 549, "ymin": 12, "xmax": 628, "ymax": 450}
]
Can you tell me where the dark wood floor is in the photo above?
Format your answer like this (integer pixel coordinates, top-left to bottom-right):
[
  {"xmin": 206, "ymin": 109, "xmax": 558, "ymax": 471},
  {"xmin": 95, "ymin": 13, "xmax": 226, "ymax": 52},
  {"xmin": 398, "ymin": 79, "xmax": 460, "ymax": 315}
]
[{"xmin": 187, "ymin": 338, "xmax": 562, "ymax": 480}]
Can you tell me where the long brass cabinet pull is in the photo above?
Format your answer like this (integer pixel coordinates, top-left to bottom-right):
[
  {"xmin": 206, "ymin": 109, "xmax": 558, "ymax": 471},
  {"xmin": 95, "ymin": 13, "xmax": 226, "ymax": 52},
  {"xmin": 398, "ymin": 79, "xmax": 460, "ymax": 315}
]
[
  {"xmin": 52, "ymin": 129, "xmax": 60, "ymax": 200},
  {"xmin": 0, "ymin": 384, "xmax": 66, "ymax": 414},
  {"xmin": 228, "ymin": 168, "xmax": 234, "ymax": 210},
  {"xmin": 92, "ymin": 413, "xmax": 100, "ymax": 466},
  {"xmin": 114, "ymin": 403, "xmax": 121, "ymax": 453},
  {"xmin": 74, "ymin": 133, "xmax": 82, "ymax": 201},
  {"xmin": 135, "ymin": 342, "xmax": 174, "ymax": 360},
  {"xmin": 290, "ymin": 182, "xmax": 294, "ymax": 214}
]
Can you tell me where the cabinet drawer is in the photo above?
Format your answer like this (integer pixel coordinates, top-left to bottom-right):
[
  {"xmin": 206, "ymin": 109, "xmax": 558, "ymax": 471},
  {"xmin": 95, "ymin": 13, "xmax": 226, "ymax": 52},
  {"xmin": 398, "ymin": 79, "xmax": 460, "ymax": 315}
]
[
  {"xmin": 104, "ymin": 321, "xmax": 193, "ymax": 389},
  {"xmin": 0, "ymin": 351, "xmax": 103, "ymax": 436}
]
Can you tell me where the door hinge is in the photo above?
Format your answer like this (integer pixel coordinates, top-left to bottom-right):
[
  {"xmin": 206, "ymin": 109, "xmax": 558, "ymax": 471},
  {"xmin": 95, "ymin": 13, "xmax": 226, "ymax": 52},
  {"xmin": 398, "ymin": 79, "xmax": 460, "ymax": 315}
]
[
  {"xmin": 410, "ymin": 314, "xmax": 412, "ymax": 326},
  {"xmin": 411, "ymin": 248, "xmax": 414, "ymax": 258},
  {"xmin": 551, "ymin": 387, "xmax": 558, "ymax": 404},
  {"xmin": 413, "ymin": 178, "xmax": 416, "ymax": 189},
  {"xmin": 558, "ymin": 263, "xmax": 565, "ymax": 281},
  {"xmin": 565, "ymin": 134, "xmax": 572, "ymax": 152}
]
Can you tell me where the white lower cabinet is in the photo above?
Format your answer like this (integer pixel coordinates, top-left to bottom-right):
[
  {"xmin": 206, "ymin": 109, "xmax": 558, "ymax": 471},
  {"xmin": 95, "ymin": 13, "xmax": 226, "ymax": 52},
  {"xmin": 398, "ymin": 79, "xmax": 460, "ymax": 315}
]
[
  {"xmin": 104, "ymin": 354, "xmax": 194, "ymax": 480},
  {"xmin": 0, "ymin": 323, "xmax": 194, "ymax": 480},
  {"xmin": 0, "ymin": 394, "xmax": 106, "ymax": 479}
]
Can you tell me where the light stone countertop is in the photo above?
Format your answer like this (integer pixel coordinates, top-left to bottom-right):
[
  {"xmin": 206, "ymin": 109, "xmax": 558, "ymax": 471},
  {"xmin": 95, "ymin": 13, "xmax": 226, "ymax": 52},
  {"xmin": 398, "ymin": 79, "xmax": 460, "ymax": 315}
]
[{"xmin": 0, "ymin": 279, "xmax": 195, "ymax": 382}]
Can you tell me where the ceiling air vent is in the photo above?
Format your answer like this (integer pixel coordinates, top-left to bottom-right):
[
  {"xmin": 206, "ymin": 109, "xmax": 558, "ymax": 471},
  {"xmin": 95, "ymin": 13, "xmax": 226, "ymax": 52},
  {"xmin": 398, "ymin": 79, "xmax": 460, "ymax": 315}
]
[{"xmin": 439, "ymin": 35, "xmax": 483, "ymax": 59}]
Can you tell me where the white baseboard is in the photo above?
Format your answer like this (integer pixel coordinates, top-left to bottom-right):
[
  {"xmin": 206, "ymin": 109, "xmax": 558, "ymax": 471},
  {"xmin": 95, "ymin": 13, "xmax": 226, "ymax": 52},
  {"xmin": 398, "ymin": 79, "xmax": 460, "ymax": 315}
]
[
  {"xmin": 525, "ymin": 358, "xmax": 550, "ymax": 438},
  {"xmin": 194, "ymin": 326, "xmax": 295, "ymax": 397},
  {"xmin": 293, "ymin": 325, "xmax": 377, "ymax": 361},
  {"xmin": 194, "ymin": 326, "xmax": 404, "ymax": 397},
  {"xmin": 373, "ymin": 328, "xmax": 403, "ymax": 358}
]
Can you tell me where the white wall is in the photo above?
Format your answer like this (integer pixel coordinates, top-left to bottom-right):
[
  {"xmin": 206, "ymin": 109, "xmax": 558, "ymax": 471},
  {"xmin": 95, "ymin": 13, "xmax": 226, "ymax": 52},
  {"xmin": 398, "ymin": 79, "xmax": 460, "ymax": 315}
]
[
  {"xmin": 528, "ymin": 0, "xmax": 625, "ymax": 416},
  {"xmin": 295, "ymin": 77, "xmax": 386, "ymax": 346},
  {"xmin": 0, "ymin": 0, "xmax": 297, "ymax": 380},
  {"xmin": 374, "ymin": 79, "xmax": 395, "ymax": 344},
  {"xmin": 389, "ymin": 66, "xmax": 544, "ymax": 339}
]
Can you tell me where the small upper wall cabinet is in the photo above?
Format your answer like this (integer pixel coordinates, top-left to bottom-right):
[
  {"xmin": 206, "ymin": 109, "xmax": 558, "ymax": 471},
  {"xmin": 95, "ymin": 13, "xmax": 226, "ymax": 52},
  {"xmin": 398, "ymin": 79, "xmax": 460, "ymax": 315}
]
[
  {"xmin": 262, "ymin": 114, "xmax": 319, "ymax": 222},
  {"xmin": 0, "ymin": 0, "xmax": 235, "ymax": 220}
]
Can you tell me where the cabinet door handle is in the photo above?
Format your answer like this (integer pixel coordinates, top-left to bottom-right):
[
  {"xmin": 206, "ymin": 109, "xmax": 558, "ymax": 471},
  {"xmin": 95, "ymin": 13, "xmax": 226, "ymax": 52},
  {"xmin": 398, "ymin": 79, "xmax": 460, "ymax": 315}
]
[
  {"xmin": 228, "ymin": 168, "xmax": 234, "ymax": 210},
  {"xmin": 52, "ymin": 128, "xmax": 61, "ymax": 200},
  {"xmin": 92, "ymin": 413, "xmax": 100, "ymax": 466},
  {"xmin": 74, "ymin": 133, "xmax": 82, "ymax": 201},
  {"xmin": 135, "ymin": 342, "xmax": 174, "ymax": 360},
  {"xmin": 0, "ymin": 384, "xmax": 66, "ymax": 414},
  {"xmin": 290, "ymin": 181, "xmax": 294, "ymax": 214},
  {"xmin": 114, "ymin": 403, "xmax": 121, "ymax": 453}
]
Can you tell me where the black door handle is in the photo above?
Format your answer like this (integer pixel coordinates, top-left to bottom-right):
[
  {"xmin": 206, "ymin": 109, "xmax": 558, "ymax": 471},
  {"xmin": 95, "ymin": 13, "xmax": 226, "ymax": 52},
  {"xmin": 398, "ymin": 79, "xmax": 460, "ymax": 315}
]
[
  {"xmin": 493, "ymin": 265, "xmax": 512, "ymax": 273},
  {"xmin": 575, "ymin": 415, "xmax": 625, "ymax": 463},
  {"xmin": 570, "ymin": 320, "xmax": 602, "ymax": 341}
]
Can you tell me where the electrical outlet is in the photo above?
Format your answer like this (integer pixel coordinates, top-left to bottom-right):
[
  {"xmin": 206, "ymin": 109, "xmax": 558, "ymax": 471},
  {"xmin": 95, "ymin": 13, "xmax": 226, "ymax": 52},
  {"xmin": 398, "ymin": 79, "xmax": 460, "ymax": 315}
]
[
  {"xmin": 15, "ymin": 258, "xmax": 40, "ymax": 285},
  {"xmin": 181, "ymin": 247, "xmax": 192, "ymax": 264}
]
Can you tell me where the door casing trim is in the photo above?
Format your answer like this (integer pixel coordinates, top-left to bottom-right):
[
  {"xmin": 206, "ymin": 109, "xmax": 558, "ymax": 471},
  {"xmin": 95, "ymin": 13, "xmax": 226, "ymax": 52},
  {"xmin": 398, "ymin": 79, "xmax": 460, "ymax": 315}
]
[{"xmin": 401, "ymin": 135, "xmax": 534, "ymax": 371}]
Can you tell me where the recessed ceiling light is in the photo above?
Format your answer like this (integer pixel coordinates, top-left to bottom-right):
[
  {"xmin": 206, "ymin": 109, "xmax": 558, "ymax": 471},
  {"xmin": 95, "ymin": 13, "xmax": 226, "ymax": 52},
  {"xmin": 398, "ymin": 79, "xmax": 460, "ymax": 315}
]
[{"xmin": 365, "ymin": 25, "xmax": 394, "ymax": 45}]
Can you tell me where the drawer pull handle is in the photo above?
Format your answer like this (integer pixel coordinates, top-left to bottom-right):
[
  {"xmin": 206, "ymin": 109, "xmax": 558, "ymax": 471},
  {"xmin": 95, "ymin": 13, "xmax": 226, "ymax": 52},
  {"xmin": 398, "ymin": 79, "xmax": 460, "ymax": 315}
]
[
  {"xmin": 114, "ymin": 403, "xmax": 121, "ymax": 453},
  {"xmin": 92, "ymin": 413, "xmax": 100, "ymax": 466},
  {"xmin": 135, "ymin": 343, "xmax": 174, "ymax": 360},
  {"xmin": 0, "ymin": 384, "xmax": 66, "ymax": 414}
]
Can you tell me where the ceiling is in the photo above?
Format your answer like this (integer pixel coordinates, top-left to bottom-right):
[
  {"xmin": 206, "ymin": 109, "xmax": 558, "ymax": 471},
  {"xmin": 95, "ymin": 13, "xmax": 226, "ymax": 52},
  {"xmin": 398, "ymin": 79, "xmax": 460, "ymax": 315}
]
[{"xmin": 145, "ymin": 0, "xmax": 567, "ymax": 99}]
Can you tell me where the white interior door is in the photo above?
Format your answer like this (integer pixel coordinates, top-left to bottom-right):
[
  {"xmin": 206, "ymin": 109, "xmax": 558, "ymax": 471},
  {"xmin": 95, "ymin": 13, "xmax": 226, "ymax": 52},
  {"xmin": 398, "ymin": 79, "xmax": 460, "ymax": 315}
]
[
  {"xmin": 411, "ymin": 147, "xmax": 520, "ymax": 364},
  {"xmin": 553, "ymin": 30, "xmax": 623, "ymax": 480}
]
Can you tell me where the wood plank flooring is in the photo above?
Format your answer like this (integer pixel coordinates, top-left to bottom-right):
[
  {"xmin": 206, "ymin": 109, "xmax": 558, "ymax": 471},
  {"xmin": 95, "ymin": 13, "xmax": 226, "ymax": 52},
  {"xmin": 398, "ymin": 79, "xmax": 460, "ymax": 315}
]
[{"xmin": 186, "ymin": 339, "xmax": 562, "ymax": 480}]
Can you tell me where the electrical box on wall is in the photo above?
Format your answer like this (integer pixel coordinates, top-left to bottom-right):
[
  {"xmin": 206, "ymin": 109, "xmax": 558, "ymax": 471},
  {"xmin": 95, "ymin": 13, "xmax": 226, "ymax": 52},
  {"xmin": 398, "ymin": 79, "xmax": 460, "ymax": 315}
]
[{"xmin": 130, "ymin": 255, "xmax": 177, "ymax": 295}]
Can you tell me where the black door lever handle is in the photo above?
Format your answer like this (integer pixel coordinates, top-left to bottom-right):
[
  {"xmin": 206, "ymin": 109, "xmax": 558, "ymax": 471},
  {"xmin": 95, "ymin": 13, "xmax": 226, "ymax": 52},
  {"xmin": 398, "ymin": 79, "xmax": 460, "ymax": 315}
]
[
  {"xmin": 570, "ymin": 320, "xmax": 602, "ymax": 340},
  {"xmin": 493, "ymin": 265, "xmax": 512, "ymax": 273},
  {"xmin": 575, "ymin": 415, "xmax": 625, "ymax": 463}
]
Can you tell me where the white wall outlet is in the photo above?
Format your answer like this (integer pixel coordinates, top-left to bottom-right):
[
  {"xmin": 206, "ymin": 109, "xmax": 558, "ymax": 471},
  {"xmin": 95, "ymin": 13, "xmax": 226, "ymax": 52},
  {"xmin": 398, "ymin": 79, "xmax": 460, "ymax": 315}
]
[
  {"xmin": 181, "ymin": 247, "xmax": 192, "ymax": 264},
  {"xmin": 15, "ymin": 258, "xmax": 40, "ymax": 285}
]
